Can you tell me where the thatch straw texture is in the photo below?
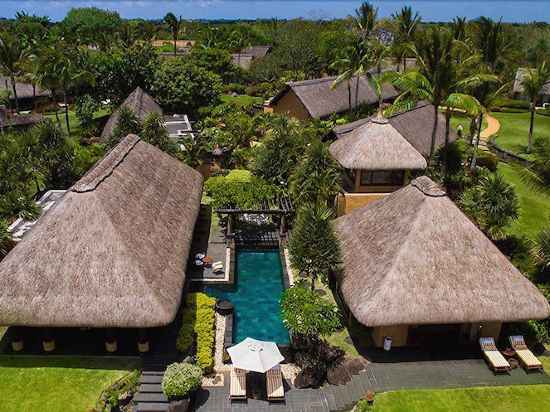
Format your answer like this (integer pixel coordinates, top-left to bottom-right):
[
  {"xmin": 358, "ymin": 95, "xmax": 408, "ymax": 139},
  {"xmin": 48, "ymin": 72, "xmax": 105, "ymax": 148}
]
[
  {"xmin": 513, "ymin": 67, "xmax": 550, "ymax": 96},
  {"xmin": 0, "ymin": 76, "xmax": 50, "ymax": 100},
  {"xmin": 100, "ymin": 87, "xmax": 162, "ymax": 142},
  {"xmin": 334, "ymin": 176, "xmax": 550, "ymax": 327},
  {"xmin": 329, "ymin": 115, "xmax": 427, "ymax": 170},
  {"xmin": 0, "ymin": 134, "xmax": 203, "ymax": 328},
  {"xmin": 241, "ymin": 46, "xmax": 271, "ymax": 58},
  {"xmin": 271, "ymin": 74, "xmax": 398, "ymax": 119},
  {"xmin": 333, "ymin": 102, "xmax": 455, "ymax": 157}
]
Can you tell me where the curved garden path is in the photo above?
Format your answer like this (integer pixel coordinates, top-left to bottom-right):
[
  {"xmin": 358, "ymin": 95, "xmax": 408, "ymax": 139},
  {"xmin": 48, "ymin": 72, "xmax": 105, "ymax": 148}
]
[{"xmin": 479, "ymin": 114, "xmax": 501, "ymax": 151}]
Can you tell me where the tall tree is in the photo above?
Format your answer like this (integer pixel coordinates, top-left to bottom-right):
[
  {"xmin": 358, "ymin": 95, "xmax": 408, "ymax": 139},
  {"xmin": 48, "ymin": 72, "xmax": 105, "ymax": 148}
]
[
  {"xmin": 391, "ymin": 6, "xmax": 421, "ymax": 71},
  {"xmin": 0, "ymin": 30, "xmax": 30, "ymax": 113},
  {"xmin": 521, "ymin": 61, "xmax": 550, "ymax": 153},
  {"xmin": 474, "ymin": 17, "xmax": 505, "ymax": 72},
  {"xmin": 353, "ymin": 1, "xmax": 378, "ymax": 39},
  {"xmin": 164, "ymin": 13, "xmax": 181, "ymax": 57}
]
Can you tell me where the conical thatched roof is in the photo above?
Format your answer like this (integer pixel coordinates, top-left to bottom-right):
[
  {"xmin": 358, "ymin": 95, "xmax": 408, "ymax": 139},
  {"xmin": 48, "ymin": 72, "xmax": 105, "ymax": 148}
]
[
  {"xmin": 100, "ymin": 87, "xmax": 163, "ymax": 142},
  {"xmin": 329, "ymin": 114, "xmax": 427, "ymax": 170},
  {"xmin": 334, "ymin": 176, "xmax": 550, "ymax": 327},
  {"xmin": 333, "ymin": 102, "xmax": 456, "ymax": 158},
  {"xmin": 0, "ymin": 135, "xmax": 203, "ymax": 328}
]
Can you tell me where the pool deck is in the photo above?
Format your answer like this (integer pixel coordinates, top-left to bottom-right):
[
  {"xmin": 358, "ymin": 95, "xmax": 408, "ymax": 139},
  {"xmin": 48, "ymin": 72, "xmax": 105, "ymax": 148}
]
[{"xmin": 193, "ymin": 358, "xmax": 550, "ymax": 412}]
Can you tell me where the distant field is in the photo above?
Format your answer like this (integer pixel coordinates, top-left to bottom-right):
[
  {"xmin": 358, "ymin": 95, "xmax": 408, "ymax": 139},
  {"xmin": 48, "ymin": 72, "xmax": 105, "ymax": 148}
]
[
  {"xmin": 0, "ymin": 356, "xmax": 138, "ymax": 412},
  {"xmin": 492, "ymin": 112, "xmax": 550, "ymax": 160},
  {"xmin": 220, "ymin": 94, "xmax": 263, "ymax": 107}
]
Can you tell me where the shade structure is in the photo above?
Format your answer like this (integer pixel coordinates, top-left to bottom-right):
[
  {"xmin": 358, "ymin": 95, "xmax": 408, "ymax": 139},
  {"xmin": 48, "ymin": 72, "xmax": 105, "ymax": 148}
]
[{"xmin": 227, "ymin": 338, "xmax": 284, "ymax": 373}]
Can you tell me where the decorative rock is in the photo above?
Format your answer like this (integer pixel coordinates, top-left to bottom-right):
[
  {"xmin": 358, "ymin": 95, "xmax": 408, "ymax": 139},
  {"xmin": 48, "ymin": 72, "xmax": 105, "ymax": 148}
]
[
  {"xmin": 294, "ymin": 367, "xmax": 323, "ymax": 389},
  {"xmin": 326, "ymin": 362, "xmax": 352, "ymax": 385},
  {"xmin": 168, "ymin": 398, "xmax": 190, "ymax": 412},
  {"xmin": 344, "ymin": 357, "xmax": 368, "ymax": 376}
]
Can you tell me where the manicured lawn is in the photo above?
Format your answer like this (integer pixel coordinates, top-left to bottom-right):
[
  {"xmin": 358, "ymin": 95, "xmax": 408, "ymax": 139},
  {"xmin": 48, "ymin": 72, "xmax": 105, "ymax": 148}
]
[
  {"xmin": 44, "ymin": 107, "xmax": 110, "ymax": 140},
  {"xmin": 492, "ymin": 112, "xmax": 550, "ymax": 160},
  {"xmin": 450, "ymin": 113, "xmax": 487, "ymax": 136},
  {"xmin": 356, "ymin": 384, "xmax": 550, "ymax": 412},
  {"xmin": 0, "ymin": 356, "xmax": 139, "ymax": 412},
  {"xmin": 498, "ymin": 162, "xmax": 550, "ymax": 240},
  {"xmin": 220, "ymin": 94, "xmax": 263, "ymax": 107}
]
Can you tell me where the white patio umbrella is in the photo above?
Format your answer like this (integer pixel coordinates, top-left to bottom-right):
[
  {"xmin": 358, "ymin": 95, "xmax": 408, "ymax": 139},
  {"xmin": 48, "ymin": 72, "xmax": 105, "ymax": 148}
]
[{"xmin": 227, "ymin": 337, "xmax": 284, "ymax": 373}]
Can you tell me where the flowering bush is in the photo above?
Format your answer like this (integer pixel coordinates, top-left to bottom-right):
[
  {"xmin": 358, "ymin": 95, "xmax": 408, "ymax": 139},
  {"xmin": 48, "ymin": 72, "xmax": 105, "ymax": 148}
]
[{"xmin": 162, "ymin": 362, "xmax": 203, "ymax": 398}]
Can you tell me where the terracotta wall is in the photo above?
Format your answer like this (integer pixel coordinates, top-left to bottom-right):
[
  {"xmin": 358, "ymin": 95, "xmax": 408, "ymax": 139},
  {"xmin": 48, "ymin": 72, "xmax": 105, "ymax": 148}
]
[
  {"xmin": 372, "ymin": 325, "xmax": 409, "ymax": 348},
  {"xmin": 336, "ymin": 192, "xmax": 390, "ymax": 216},
  {"xmin": 269, "ymin": 90, "xmax": 311, "ymax": 121}
]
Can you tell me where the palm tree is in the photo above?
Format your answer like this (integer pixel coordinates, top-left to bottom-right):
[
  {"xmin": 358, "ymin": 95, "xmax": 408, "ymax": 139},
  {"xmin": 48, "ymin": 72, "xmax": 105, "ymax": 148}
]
[
  {"xmin": 391, "ymin": 6, "xmax": 421, "ymax": 71},
  {"xmin": 330, "ymin": 43, "xmax": 362, "ymax": 113},
  {"xmin": 353, "ymin": 1, "xmax": 378, "ymax": 39},
  {"xmin": 164, "ymin": 13, "xmax": 181, "ymax": 57},
  {"xmin": 0, "ymin": 31, "xmax": 30, "ymax": 113},
  {"xmin": 474, "ymin": 17, "xmax": 505, "ymax": 73},
  {"xmin": 451, "ymin": 17, "xmax": 468, "ymax": 42},
  {"xmin": 521, "ymin": 61, "xmax": 550, "ymax": 153}
]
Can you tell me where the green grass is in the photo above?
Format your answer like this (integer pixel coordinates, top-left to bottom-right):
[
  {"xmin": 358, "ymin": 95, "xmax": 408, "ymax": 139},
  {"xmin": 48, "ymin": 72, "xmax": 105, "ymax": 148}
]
[
  {"xmin": 492, "ymin": 112, "xmax": 550, "ymax": 160},
  {"xmin": 450, "ymin": 113, "xmax": 487, "ymax": 136},
  {"xmin": 44, "ymin": 107, "xmax": 110, "ymax": 140},
  {"xmin": 498, "ymin": 162, "xmax": 550, "ymax": 240},
  {"xmin": 356, "ymin": 384, "xmax": 550, "ymax": 412},
  {"xmin": 220, "ymin": 94, "xmax": 263, "ymax": 107},
  {"xmin": 0, "ymin": 356, "xmax": 139, "ymax": 412}
]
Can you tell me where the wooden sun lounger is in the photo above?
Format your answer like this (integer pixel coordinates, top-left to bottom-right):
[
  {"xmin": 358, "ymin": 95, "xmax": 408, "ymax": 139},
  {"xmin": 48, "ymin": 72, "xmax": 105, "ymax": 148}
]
[
  {"xmin": 266, "ymin": 365, "xmax": 285, "ymax": 401},
  {"xmin": 509, "ymin": 335, "xmax": 544, "ymax": 371},
  {"xmin": 479, "ymin": 337, "xmax": 511, "ymax": 373},
  {"xmin": 230, "ymin": 367, "xmax": 247, "ymax": 400}
]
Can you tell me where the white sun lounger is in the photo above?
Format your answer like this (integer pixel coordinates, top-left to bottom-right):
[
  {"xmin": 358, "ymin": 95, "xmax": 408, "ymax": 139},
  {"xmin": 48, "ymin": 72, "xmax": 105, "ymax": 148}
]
[
  {"xmin": 509, "ymin": 335, "xmax": 544, "ymax": 371},
  {"xmin": 230, "ymin": 367, "xmax": 247, "ymax": 400},
  {"xmin": 479, "ymin": 337, "xmax": 511, "ymax": 373},
  {"xmin": 266, "ymin": 365, "xmax": 285, "ymax": 401}
]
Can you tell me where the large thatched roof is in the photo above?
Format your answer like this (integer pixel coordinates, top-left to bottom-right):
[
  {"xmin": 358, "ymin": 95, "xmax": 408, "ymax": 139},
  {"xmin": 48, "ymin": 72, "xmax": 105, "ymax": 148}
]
[
  {"xmin": 271, "ymin": 74, "xmax": 398, "ymax": 119},
  {"xmin": 333, "ymin": 101, "xmax": 456, "ymax": 157},
  {"xmin": 329, "ymin": 114, "xmax": 427, "ymax": 170},
  {"xmin": 513, "ymin": 67, "xmax": 550, "ymax": 96},
  {"xmin": 241, "ymin": 45, "xmax": 272, "ymax": 59},
  {"xmin": 334, "ymin": 176, "xmax": 550, "ymax": 327},
  {"xmin": 0, "ymin": 76, "xmax": 51, "ymax": 100},
  {"xmin": 100, "ymin": 87, "xmax": 162, "ymax": 142},
  {"xmin": 0, "ymin": 134, "xmax": 203, "ymax": 328}
]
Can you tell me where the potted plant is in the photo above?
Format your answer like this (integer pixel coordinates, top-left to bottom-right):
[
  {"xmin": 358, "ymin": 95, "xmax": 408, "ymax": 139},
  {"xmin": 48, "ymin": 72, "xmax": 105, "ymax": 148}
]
[
  {"xmin": 365, "ymin": 390, "xmax": 375, "ymax": 405},
  {"xmin": 42, "ymin": 330, "xmax": 55, "ymax": 352},
  {"xmin": 11, "ymin": 329, "xmax": 24, "ymax": 352},
  {"xmin": 105, "ymin": 330, "xmax": 117, "ymax": 353},
  {"xmin": 162, "ymin": 362, "xmax": 203, "ymax": 412}
]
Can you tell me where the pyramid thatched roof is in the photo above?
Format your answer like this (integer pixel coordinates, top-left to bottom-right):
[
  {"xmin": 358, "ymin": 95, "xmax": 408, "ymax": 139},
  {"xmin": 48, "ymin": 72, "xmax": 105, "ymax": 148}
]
[
  {"xmin": 101, "ymin": 87, "xmax": 162, "ymax": 142},
  {"xmin": 329, "ymin": 114, "xmax": 427, "ymax": 170},
  {"xmin": 333, "ymin": 102, "xmax": 456, "ymax": 157},
  {"xmin": 334, "ymin": 176, "xmax": 550, "ymax": 327},
  {"xmin": 271, "ymin": 74, "xmax": 398, "ymax": 119},
  {"xmin": 0, "ymin": 135, "xmax": 203, "ymax": 328}
]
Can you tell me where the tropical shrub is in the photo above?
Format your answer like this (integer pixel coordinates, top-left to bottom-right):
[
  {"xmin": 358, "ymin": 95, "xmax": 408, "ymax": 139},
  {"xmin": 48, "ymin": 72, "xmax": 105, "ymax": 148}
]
[
  {"xmin": 162, "ymin": 362, "xmax": 203, "ymax": 398},
  {"xmin": 532, "ymin": 138, "xmax": 550, "ymax": 185},
  {"xmin": 0, "ymin": 219, "xmax": 12, "ymax": 259},
  {"xmin": 141, "ymin": 112, "xmax": 177, "ymax": 155},
  {"xmin": 110, "ymin": 106, "xmax": 141, "ymax": 148},
  {"xmin": 289, "ymin": 140, "xmax": 342, "ymax": 204},
  {"xmin": 176, "ymin": 293, "xmax": 216, "ymax": 373},
  {"xmin": 532, "ymin": 227, "xmax": 550, "ymax": 270},
  {"xmin": 492, "ymin": 97, "xmax": 530, "ymax": 111},
  {"xmin": 151, "ymin": 59, "xmax": 222, "ymax": 115},
  {"xmin": 280, "ymin": 282, "xmax": 342, "ymax": 339},
  {"xmin": 475, "ymin": 151, "xmax": 499, "ymax": 172},
  {"xmin": 75, "ymin": 94, "xmax": 99, "ymax": 131},
  {"xmin": 95, "ymin": 369, "xmax": 140, "ymax": 412},
  {"xmin": 460, "ymin": 171, "xmax": 519, "ymax": 240},
  {"xmin": 288, "ymin": 203, "xmax": 341, "ymax": 288},
  {"xmin": 205, "ymin": 170, "xmax": 278, "ymax": 210}
]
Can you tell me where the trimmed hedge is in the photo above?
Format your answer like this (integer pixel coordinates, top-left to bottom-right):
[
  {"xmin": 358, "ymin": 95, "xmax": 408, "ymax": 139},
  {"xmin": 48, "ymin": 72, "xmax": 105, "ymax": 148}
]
[
  {"xmin": 176, "ymin": 293, "xmax": 216, "ymax": 373},
  {"xmin": 493, "ymin": 97, "xmax": 530, "ymax": 110},
  {"xmin": 162, "ymin": 362, "xmax": 203, "ymax": 398}
]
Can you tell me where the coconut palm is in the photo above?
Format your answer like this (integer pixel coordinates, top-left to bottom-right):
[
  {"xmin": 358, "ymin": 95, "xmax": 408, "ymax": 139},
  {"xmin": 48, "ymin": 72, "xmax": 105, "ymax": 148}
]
[
  {"xmin": 521, "ymin": 61, "xmax": 550, "ymax": 153},
  {"xmin": 451, "ymin": 17, "xmax": 468, "ymax": 42},
  {"xmin": 391, "ymin": 6, "xmax": 421, "ymax": 71},
  {"xmin": 532, "ymin": 227, "xmax": 550, "ymax": 270},
  {"xmin": 164, "ymin": 13, "xmax": 181, "ymax": 57},
  {"xmin": 330, "ymin": 42, "xmax": 363, "ymax": 113},
  {"xmin": 474, "ymin": 17, "xmax": 505, "ymax": 72},
  {"xmin": 0, "ymin": 30, "xmax": 30, "ymax": 113},
  {"xmin": 353, "ymin": 1, "xmax": 378, "ymax": 39}
]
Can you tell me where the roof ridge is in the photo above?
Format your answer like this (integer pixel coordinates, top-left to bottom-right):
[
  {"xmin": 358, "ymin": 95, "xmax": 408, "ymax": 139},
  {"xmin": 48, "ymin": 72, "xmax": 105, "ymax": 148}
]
[{"xmin": 72, "ymin": 134, "xmax": 140, "ymax": 193}]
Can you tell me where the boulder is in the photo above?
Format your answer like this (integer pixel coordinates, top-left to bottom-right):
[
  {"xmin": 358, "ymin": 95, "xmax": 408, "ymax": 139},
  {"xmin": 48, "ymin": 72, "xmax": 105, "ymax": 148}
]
[
  {"xmin": 344, "ymin": 357, "xmax": 368, "ymax": 376},
  {"xmin": 169, "ymin": 398, "xmax": 190, "ymax": 412},
  {"xmin": 294, "ymin": 367, "xmax": 322, "ymax": 389}
]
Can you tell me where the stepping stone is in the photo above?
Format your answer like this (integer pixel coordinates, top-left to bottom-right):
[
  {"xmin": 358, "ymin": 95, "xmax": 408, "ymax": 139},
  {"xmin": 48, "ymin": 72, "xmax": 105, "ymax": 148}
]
[
  {"xmin": 142, "ymin": 371, "xmax": 165, "ymax": 376},
  {"xmin": 134, "ymin": 392, "xmax": 168, "ymax": 403},
  {"xmin": 140, "ymin": 374, "xmax": 163, "ymax": 384},
  {"xmin": 139, "ymin": 383, "xmax": 163, "ymax": 393},
  {"xmin": 134, "ymin": 403, "xmax": 169, "ymax": 412}
]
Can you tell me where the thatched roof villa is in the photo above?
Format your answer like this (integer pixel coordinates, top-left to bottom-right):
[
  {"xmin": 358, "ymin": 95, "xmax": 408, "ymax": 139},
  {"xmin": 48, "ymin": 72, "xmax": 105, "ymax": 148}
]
[
  {"xmin": 0, "ymin": 135, "xmax": 203, "ymax": 330},
  {"xmin": 334, "ymin": 176, "xmax": 550, "ymax": 348},
  {"xmin": 266, "ymin": 74, "xmax": 398, "ymax": 120},
  {"xmin": 330, "ymin": 102, "xmax": 453, "ymax": 215},
  {"xmin": 512, "ymin": 67, "xmax": 550, "ymax": 104},
  {"xmin": 0, "ymin": 75, "xmax": 51, "ymax": 105},
  {"xmin": 231, "ymin": 45, "xmax": 272, "ymax": 70},
  {"xmin": 100, "ymin": 87, "xmax": 163, "ymax": 142}
]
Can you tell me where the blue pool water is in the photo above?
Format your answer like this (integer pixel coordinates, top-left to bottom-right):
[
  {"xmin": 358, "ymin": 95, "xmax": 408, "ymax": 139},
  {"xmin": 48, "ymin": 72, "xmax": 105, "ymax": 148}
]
[{"xmin": 206, "ymin": 249, "xmax": 290, "ymax": 345}]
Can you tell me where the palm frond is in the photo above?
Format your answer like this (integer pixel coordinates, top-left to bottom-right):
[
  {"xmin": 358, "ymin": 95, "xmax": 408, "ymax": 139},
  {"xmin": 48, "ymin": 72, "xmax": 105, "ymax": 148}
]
[{"xmin": 512, "ymin": 163, "xmax": 550, "ymax": 196}]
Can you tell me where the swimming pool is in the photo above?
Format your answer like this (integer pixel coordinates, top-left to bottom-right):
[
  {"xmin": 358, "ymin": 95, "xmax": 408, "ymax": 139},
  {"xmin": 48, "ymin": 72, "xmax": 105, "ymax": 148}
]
[{"xmin": 206, "ymin": 249, "xmax": 290, "ymax": 345}]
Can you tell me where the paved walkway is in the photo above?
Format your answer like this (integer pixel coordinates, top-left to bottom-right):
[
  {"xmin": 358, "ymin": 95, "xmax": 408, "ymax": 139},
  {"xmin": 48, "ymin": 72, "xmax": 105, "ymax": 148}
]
[{"xmin": 193, "ymin": 359, "xmax": 550, "ymax": 412}]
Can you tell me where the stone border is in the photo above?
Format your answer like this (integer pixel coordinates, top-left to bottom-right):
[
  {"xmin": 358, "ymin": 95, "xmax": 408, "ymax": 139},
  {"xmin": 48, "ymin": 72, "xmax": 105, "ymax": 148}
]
[{"xmin": 488, "ymin": 137, "xmax": 532, "ymax": 167}]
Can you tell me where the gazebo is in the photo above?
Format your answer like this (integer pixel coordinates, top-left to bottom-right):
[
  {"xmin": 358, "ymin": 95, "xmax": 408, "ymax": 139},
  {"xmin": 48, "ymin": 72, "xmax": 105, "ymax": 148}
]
[
  {"xmin": 0, "ymin": 134, "xmax": 203, "ymax": 352},
  {"xmin": 334, "ymin": 176, "xmax": 550, "ymax": 348}
]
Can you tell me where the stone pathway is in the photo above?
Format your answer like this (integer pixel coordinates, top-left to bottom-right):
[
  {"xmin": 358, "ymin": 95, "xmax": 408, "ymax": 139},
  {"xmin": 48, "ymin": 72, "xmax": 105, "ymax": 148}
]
[
  {"xmin": 193, "ymin": 359, "xmax": 550, "ymax": 412},
  {"xmin": 478, "ymin": 114, "xmax": 501, "ymax": 151}
]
